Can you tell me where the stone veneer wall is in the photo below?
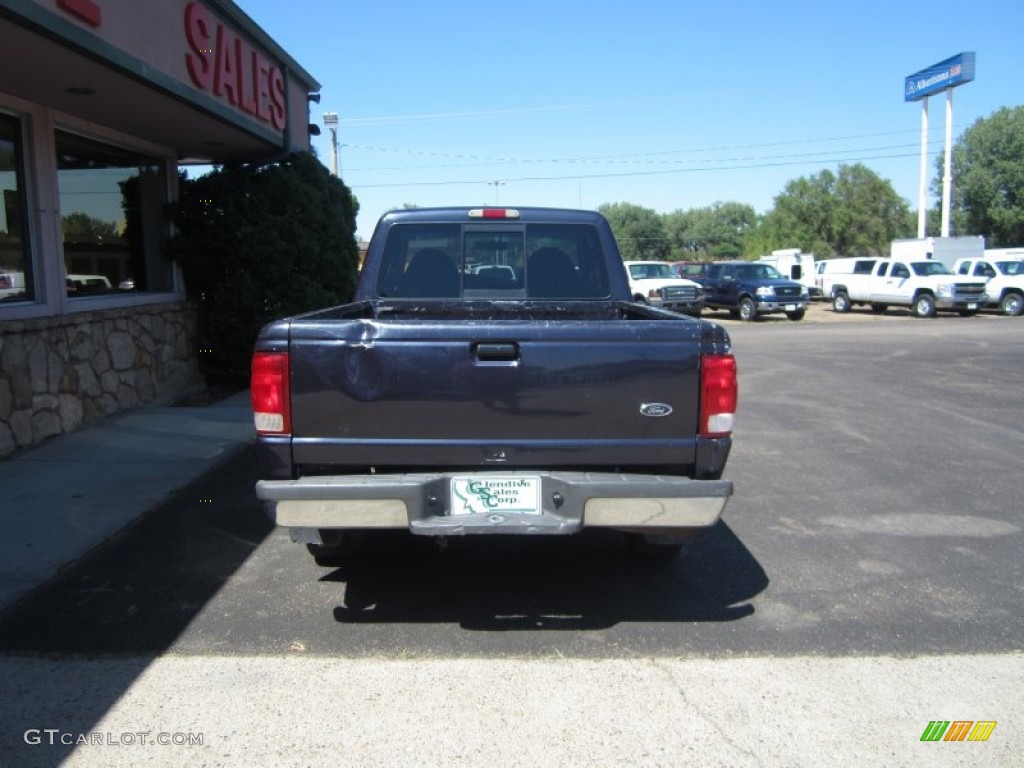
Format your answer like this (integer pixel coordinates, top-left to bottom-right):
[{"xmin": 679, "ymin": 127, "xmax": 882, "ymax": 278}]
[{"xmin": 0, "ymin": 301, "xmax": 203, "ymax": 458}]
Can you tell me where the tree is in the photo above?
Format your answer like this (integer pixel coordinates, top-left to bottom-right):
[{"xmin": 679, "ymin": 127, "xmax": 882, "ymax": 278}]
[
  {"xmin": 944, "ymin": 105, "xmax": 1024, "ymax": 247},
  {"xmin": 598, "ymin": 202, "xmax": 670, "ymax": 260},
  {"xmin": 61, "ymin": 211, "xmax": 121, "ymax": 243},
  {"xmin": 664, "ymin": 202, "xmax": 757, "ymax": 260},
  {"xmin": 751, "ymin": 164, "xmax": 911, "ymax": 257},
  {"xmin": 831, "ymin": 164, "xmax": 914, "ymax": 256},
  {"xmin": 168, "ymin": 152, "xmax": 360, "ymax": 381}
]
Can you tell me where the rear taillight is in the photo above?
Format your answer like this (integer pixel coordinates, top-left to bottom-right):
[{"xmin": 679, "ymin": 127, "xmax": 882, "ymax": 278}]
[
  {"xmin": 251, "ymin": 351, "xmax": 290, "ymax": 435},
  {"xmin": 700, "ymin": 353, "xmax": 737, "ymax": 438}
]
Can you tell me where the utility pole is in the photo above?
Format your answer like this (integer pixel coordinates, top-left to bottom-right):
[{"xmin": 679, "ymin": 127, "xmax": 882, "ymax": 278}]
[
  {"xmin": 323, "ymin": 112, "xmax": 339, "ymax": 177},
  {"xmin": 487, "ymin": 180, "xmax": 505, "ymax": 204}
]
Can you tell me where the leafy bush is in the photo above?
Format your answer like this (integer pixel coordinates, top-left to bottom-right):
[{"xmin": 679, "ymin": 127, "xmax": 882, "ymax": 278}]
[{"xmin": 169, "ymin": 153, "xmax": 359, "ymax": 382}]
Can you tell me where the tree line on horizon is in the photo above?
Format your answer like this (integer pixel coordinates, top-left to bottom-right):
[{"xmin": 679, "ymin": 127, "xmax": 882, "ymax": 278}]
[{"xmin": 599, "ymin": 105, "xmax": 1024, "ymax": 262}]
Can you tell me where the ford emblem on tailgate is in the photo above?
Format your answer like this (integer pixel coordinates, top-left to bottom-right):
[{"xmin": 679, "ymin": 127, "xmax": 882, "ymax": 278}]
[{"xmin": 639, "ymin": 402, "xmax": 673, "ymax": 417}]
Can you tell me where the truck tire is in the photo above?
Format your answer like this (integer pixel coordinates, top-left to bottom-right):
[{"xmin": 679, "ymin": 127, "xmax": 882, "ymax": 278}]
[
  {"xmin": 1000, "ymin": 291, "xmax": 1024, "ymax": 317},
  {"xmin": 738, "ymin": 296, "xmax": 757, "ymax": 321},
  {"xmin": 832, "ymin": 291, "xmax": 851, "ymax": 313},
  {"xmin": 625, "ymin": 532, "xmax": 689, "ymax": 559},
  {"xmin": 912, "ymin": 293, "xmax": 937, "ymax": 318},
  {"xmin": 785, "ymin": 309, "xmax": 805, "ymax": 321},
  {"xmin": 306, "ymin": 530, "xmax": 365, "ymax": 567}
]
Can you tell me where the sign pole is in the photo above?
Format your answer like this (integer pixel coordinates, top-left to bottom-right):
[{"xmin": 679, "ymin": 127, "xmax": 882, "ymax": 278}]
[
  {"xmin": 903, "ymin": 53, "xmax": 975, "ymax": 240},
  {"xmin": 941, "ymin": 88, "xmax": 954, "ymax": 237},
  {"xmin": 918, "ymin": 97, "xmax": 929, "ymax": 238}
]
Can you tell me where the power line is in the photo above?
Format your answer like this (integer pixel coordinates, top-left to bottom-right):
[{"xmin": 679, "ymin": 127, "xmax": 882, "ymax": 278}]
[
  {"xmin": 343, "ymin": 140, "xmax": 949, "ymax": 172},
  {"xmin": 350, "ymin": 150, "xmax": 938, "ymax": 190},
  {"xmin": 338, "ymin": 126, "xmax": 963, "ymax": 168}
]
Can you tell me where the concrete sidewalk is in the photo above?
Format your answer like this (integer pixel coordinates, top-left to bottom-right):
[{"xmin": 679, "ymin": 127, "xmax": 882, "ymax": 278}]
[{"xmin": 0, "ymin": 391, "xmax": 255, "ymax": 612}]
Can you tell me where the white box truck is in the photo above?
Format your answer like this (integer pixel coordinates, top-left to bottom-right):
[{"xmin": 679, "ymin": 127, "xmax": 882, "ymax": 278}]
[{"xmin": 890, "ymin": 236, "xmax": 984, "ymax": 271}]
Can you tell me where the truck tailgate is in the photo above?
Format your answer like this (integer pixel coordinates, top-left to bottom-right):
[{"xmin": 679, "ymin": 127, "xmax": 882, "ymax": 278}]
[{"xmin": 286, "ymin": 311, "xmax": 707, "ymax": 469}]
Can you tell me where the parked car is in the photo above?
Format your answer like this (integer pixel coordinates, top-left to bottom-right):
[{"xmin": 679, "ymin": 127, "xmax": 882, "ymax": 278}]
[
  {"xmin": 66, "ymin": 274, "xmax": 113, "ymax": 294},
  {"xmin": 952, "ymin": 256, "xmax": 1024, "ymax": 316},
  {"xmin": 830, "ymin": 258, "xmax": 987, "ymax": 317},
  {"xmin": 624, "ymin": 260, "xmax": 704, "ymax": 317},
  {"xmin": 817, "ymin": 257, "xmax": 879, "ymax": 301},
  {"xmin": 700, "ymin": 261, "xmax": 809, "ymax": 321},
  {"xmin": 252, "ymin": 207, "xmax": 737, "ymax": 564}
]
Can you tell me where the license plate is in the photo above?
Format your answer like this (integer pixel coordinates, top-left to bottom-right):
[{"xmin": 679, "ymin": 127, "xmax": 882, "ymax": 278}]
[
  {"xmin": 451, "ymin": 476, "xmax": 541, "ymax": 516},
  {"xmin": 785, "ymin": 304, "xmax": 797, "ymax": 311},
  {"xmin": 968, "ymin": 303, "xmax": 978, "ymax": 309}
]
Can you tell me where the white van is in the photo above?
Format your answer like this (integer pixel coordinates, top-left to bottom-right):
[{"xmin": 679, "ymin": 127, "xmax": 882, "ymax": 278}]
[{"xmin": 817, "ymin": 257, "xmax": 879, "ymax": 301}]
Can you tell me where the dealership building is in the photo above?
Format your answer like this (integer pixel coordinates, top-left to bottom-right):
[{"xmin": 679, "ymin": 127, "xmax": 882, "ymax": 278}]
[{"xmin": 0, "ymin": 0, "xmax": 319, "ymax": 456}]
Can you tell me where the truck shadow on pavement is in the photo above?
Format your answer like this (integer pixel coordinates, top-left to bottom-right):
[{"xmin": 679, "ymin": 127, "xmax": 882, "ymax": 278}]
[{"xmin": 326, "ymin": 522, "xmax": 768, "ymax": 630}]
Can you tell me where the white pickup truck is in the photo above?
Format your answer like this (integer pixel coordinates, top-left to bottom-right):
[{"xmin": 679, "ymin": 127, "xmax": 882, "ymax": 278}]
[
  {"xmin": 830, "ymin": 257, "xmax": 988, "ymax": 318},
  {"xmin": 952, "ymin": 256, "xmax": 1024, "ymax": 316},
  {"xmin": 624, "ymin": 261, "xmax": 704, "ymax": 317}
]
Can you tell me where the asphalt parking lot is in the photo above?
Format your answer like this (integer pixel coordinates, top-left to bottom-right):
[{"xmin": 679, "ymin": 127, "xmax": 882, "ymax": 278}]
[{"xmin": 0, "ymin": 308, "xmax": 1021, "ymax": 767}]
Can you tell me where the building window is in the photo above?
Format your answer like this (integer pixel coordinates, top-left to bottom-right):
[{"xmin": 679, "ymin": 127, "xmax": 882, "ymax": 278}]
[
  {"xmin": 56, "ymin": 131, "xmax": 170, "ymax": 295},
  {"xmin": 0, "ymin": 113, "xmax": 32, "ymax": 303}
]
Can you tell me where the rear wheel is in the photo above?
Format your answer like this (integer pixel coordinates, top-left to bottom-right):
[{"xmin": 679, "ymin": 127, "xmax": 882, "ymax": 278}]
[
  {"xmin": 625, "ymin": 532, "xmax": 692, "ymax": 559},
  {"xmin": 1000, "ymin": 292, "xmax": 1024, "ymax": 317},
  {"xmin": 786, "ymin": 309, "xmax": 805, "ymax": 321},
  {"xmin": 738, "ymin": 297, "xmax": 758, "ymax": 321},
  {"xmin": 306, "ymin": 530, "xmax": 365, "ymax": 567},
  {"xmin": 912, "ymin": 293, "xmax": 937, "ymax": 318},
  {"xmin": 832, "ymin": 291, "xmax": 851, "ymax": 313}
]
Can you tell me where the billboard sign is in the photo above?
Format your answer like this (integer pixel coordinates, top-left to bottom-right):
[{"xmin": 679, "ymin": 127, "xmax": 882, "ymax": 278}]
[{"xmin": 904, "ymin": 52, "xmax": 975, "ymax": 101}]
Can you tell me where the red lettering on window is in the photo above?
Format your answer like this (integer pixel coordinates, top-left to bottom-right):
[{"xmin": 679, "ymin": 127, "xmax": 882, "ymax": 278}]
[{"xmin": 57, "ymin": 0, "xmax": 102, "ymax": 28}]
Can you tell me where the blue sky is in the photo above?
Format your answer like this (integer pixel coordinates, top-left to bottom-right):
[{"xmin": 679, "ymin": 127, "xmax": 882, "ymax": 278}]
[{"xmin": 237, "ymin": 0, "xmax": 1023, "ymax": 240}]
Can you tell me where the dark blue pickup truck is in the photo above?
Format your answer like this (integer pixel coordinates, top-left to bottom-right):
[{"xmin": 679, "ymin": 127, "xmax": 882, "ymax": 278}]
[
  {"xmin": 251, "ymin": 207, "xmax": 737, "ymax": 561},
  {"xmin": 699, "ymin": 261, "xmax": 809, "ymax": 321}
]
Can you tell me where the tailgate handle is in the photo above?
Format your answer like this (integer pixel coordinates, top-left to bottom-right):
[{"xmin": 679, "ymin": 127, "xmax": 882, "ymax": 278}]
[{"xmin": 473, "ymin": 342, "xmax": 519, "ymax": 362}]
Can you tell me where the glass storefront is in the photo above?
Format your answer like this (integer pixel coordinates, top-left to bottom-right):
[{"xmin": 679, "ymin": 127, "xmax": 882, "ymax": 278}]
[
  {"xmin": 56, "ymin": 131, "xmax": 170, "ymax": 296},
  {"xmin": 0, "ymin": 113, "xmax": 31, "ymax": 303}
]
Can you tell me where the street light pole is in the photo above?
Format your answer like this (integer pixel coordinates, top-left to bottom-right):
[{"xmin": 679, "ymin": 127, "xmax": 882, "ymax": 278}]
[{"xmin": 487, "ymin": 180, "xmax": 505, "ymax": 204}]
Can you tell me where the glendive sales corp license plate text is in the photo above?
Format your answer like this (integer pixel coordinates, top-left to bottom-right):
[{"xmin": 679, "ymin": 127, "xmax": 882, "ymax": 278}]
[{"xmin": 451, "ymin": 477, "xmax": 542, "ymax": 516}]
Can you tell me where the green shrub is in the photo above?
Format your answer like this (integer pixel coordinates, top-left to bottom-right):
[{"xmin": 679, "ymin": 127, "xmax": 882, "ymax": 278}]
[{"xmin": 169, "ymin": 153, "xmax": 359, "ymax": 383}]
